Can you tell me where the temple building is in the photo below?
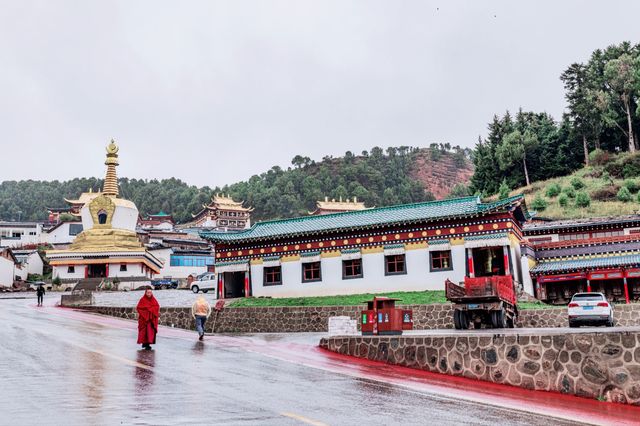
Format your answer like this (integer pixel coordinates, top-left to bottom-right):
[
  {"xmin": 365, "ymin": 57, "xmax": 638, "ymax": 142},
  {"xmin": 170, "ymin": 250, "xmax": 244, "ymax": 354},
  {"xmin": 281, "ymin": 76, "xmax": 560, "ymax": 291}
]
[
  {"xmin": 186, "ymin": 194, "xmax": 253, "ymax": 230},
  {"xmin": 521, "ymin": 216, "xmax": 640, "ymax": 304},
  {"xmin": 138, "ymin": 212, "xmax": 175, "ymax": 231},
  {"xmin": 46, "ymin": 141, "xmax": 163, "ymax": 288},
  {"xmin": 309, "ymin": 197, "xmax": 369, "ymax": 215},
  {"xmin": 201, "ymin": 195, "xmax": 531, "ymax": 299}
]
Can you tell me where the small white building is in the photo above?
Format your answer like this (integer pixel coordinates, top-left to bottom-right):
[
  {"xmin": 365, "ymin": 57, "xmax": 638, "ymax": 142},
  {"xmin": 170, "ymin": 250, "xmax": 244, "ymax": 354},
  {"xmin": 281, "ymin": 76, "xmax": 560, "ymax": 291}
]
[
  {"xmin": 44, "ymin": 221, "xmax": 83, "ymax": 246},
  {"xmin": 148, "ymin": 246, "xmax": 213, "ymax": 280},
  {"xmin": 12, "ymin": 249, "xmax": 44, "ymax": 278},
  {"xmin": 0, "ymin": 222, "xmax": 43, "ymax": 248},
  {"xmin": 0, "ymin": 248, "xmax": 18, "ymax": 288}
]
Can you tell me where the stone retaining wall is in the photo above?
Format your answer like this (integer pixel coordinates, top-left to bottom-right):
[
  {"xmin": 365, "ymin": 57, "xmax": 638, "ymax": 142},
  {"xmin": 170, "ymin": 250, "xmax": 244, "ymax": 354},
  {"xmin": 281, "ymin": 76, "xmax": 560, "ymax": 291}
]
[
  {"xmin": 319, "ymin": 331, "xmax": 640, "ymax": 404},
  {"xmin": 71, "ymin": 303, "xmax": 640, "ymax": 333}
]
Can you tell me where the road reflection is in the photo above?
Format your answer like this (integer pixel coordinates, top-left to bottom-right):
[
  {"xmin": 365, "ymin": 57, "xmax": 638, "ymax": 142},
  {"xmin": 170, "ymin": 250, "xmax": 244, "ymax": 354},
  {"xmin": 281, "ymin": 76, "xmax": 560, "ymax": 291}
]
[{"xmin": 134, "ymin": 350, "xmax": 155, "ymax": 394}]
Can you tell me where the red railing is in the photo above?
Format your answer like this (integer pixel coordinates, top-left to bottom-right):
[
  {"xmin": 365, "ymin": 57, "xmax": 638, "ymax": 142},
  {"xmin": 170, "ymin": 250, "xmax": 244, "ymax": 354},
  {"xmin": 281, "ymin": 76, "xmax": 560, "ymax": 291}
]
[{"xmin": 464, "ymin": 275, "xmax": 516, "ymax": 305}]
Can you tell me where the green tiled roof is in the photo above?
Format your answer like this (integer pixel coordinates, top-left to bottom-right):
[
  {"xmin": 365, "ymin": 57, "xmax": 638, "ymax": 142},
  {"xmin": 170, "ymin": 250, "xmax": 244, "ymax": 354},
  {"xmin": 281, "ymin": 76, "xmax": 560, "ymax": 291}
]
[
  {"xmin": 531, "ymin": 254, "xmax": 640, "ymax": 274},
  {"xmin": 201, "ymin": 195, "xmax": 527, "ymax": 243},
  {"xmin": 301, "ymin": 251, "xmax": 321, "ymax": 257}
]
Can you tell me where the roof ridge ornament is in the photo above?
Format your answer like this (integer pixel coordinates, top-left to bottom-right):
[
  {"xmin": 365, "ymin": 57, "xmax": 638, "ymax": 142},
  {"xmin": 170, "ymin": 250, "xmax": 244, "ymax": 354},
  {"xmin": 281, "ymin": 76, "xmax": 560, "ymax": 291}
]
[{"xmin": 103, "ymin": 138, "xmax": 120, "ymax": 197}]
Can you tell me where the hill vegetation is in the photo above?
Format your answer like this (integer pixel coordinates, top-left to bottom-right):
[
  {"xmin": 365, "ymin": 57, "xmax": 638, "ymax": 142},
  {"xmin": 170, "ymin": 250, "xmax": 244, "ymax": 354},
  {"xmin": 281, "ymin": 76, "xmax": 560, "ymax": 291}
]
[
  {"xmin": 0, "ymin": 145, "xmax": 473, "ymax": 223},
  {"xmin": 472, "ymin": 41, "xmax": 640, "ymax": 197},
  {"xmin": 506, "ymin": 151, "xmax": 640, "ymax": 219}
]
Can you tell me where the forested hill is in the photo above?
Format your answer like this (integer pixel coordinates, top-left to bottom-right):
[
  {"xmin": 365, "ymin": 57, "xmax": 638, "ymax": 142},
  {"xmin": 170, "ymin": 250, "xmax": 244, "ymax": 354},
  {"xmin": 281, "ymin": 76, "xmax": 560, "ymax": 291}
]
[{"xmin": 0, "ymin": 145, "xmax": 473, "ymax": 223}]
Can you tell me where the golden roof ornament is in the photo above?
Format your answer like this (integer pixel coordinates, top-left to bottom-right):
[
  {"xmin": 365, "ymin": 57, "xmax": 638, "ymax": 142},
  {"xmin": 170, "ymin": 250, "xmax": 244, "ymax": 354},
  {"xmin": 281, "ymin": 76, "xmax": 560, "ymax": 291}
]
[{"xmin": 103, "ymin": 138, "xmax": 120, "ymax": 197}]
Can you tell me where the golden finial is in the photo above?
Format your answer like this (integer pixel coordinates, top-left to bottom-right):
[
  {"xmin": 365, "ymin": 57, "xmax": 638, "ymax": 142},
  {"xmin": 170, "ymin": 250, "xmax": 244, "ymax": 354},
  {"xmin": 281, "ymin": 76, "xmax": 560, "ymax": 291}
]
[{"xmin": 103, "ymin": 138, "xmax": 120, "ymax": 197}]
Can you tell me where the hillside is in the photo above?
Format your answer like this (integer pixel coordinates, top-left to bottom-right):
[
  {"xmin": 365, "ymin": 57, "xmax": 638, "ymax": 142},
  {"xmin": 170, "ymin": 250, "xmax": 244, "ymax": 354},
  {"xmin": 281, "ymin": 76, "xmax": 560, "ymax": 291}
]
[
  {"xmin": 0, "ymin": 145, "xmax": 473, "ymax": 223},
  {"xmin": 506, "ymin": 151, "xmax": 640, "ymax": 219}
]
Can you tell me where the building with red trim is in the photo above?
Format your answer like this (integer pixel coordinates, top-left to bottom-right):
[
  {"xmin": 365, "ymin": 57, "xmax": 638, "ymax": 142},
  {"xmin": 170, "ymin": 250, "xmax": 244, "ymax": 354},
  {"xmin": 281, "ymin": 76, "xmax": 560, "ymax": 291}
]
[
  {"xmin": 522, "ymin": 216, "xmax": 640, "ymax": 304},
  {"xmin": 201, "ymin": 195, "xmax": 531, "ymax": 299}
]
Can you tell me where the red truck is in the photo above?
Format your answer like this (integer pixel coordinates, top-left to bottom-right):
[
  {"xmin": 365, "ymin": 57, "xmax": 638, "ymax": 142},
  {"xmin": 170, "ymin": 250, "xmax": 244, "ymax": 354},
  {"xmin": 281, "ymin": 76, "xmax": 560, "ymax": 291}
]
[{"xmin": 445, "ymin": 275, "xmax": 518, "ymax": 329}]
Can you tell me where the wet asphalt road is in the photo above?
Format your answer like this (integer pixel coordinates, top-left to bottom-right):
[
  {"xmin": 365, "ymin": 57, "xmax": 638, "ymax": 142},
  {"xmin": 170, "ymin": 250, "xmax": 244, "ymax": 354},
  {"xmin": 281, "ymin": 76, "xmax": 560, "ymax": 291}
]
[{"xmin": 0, "ymin": 296, "xmax": 631, "ymax": 426}]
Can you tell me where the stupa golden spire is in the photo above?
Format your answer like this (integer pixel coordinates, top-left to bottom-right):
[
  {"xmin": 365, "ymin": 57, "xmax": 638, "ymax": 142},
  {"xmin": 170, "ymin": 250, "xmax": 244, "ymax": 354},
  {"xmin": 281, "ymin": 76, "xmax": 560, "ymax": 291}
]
[{"xmin": 103, "ymin": 139, "xmax": 119, "ymax": 197}]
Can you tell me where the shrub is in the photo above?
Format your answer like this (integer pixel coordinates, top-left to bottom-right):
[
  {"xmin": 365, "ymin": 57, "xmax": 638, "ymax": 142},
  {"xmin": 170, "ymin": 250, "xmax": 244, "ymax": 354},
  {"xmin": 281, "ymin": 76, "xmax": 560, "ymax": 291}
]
[
  {"xmin": 498, "ymin": 180, "xmax": 510, "ymax": 200},
  {"xmin": 52, "ymin": 276, "xmax": 61, "ymax": 285},
  {"xmin": 545, "ymin": 183, "xmax": 561, "ymax": 198},
  {"xmin": 604, "ymin": 152, "xmax": 640, "ymax": 179},
  {"xmin": 575, "ymin": 191, "xmax": 591, "ymax": 208},
  {"xmin": 591, "ymin": 185, "xmax": 619, "ymax": 201},
  {"xmin": 621, "ymin": 153, "xmax": 640, "ymax": 178},
  {"xmin": 530, "ymin": 195, "xmax": 548, "ymax": 211},
  {"xmin": 589, "ymin": 149, "xmax": 612, "ymax": 166},
  {"xmin": 570, "ymin": 177, "xmax": 585, "ymax": 190},
  {"xmin": 617, "ymin": 186, "xmax": 633, "ymax": 202},
  {"xmin": 558, "ymin": 193, "xmax": 569, "ymax": 207},
  {"xmin": 562, "ymin": 186, "xmax": 576, "ymax": 198},
  {"xmin": 623, "ymin": 179, "xmax": 639, "ymax": 193}
]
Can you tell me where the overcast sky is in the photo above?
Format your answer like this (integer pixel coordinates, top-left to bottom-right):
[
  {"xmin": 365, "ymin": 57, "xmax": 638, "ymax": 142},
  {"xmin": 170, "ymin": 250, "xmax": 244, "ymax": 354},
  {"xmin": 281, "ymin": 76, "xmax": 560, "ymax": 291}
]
[{"xmin": 1, "ymin": 1, "xmax": 639, "ymax": 187}]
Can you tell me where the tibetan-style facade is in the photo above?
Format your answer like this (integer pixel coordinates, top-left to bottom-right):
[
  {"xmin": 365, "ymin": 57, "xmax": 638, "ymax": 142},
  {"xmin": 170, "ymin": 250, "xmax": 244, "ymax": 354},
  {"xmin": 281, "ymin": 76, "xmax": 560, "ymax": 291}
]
[
  {"xmin": 201, "ymin": 195, "xmax": 531, "ymax": 299},
  {"xmin": 46, "ymin": 141, "xmax": 163, "ymax": 287},
  {"xmin": 522, "ymin": 216, "xmax": 640, "ymax": 304},
  {"xmin": 187, "ymin": 195, "xmax": 253, "ymax": 230},
  {"xmin": 309, "ymin": 197, "xmax": 369, "ymax": 215},
  {"xmin": 138, "ymin": 212, "xmax": 175, "ymax": 231}
]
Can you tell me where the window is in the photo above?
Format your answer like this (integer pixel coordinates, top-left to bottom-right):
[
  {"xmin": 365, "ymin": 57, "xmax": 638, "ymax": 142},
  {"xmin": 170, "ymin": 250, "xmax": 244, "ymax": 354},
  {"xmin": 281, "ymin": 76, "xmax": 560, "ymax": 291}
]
[
  {"xmin": 430, "ymin": 250, "xmax": 452, "ymax": 271},
  {"xmin": 97, "ymin": 210, "xmax": 108, "ymax": 224},
  {"xmin": 170, "ymin": 255, "xmax": 215, "ymax": 267},
  {"xmin": 29, "ymin": 231, "xmax": 37, "ymax": 236},
  {"xmin": 302, "ymin": 261, "xmax": 322, "ymax": 282},
  {"xmin": 385, "ymin": 254, "xmax": 406, "ymax": 275},
  {"xmin": 67, "ymin": 266, "xmax": 75, "ymax": 274},
  {"xmin": 120, "ymin": 264, "xmax": 127, "ymax": 272},
  {"xmin": 343, "ymin": 259, "xmax": 363, "ymax": 279},
  {"xmin": 69, "ymin": 224, "xmax": 83, "ymax": 236},
  {"xmin": 264, "ymin": 266, "xmax": 282, "ymax": 286}
]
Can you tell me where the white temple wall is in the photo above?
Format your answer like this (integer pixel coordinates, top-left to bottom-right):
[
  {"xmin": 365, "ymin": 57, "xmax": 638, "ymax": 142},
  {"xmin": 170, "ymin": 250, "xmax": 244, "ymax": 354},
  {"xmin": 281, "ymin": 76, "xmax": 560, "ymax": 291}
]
[
  {"xmin": 250, "ymin": 246, "xmax": 467, "ymax": 298},
  {"xmin": 0, "ymin": 257, "xmax": 15, "ymax": 287},
  {"xmin": 52, "ymin": 265, "xmax": 86, "ymax": 280}
]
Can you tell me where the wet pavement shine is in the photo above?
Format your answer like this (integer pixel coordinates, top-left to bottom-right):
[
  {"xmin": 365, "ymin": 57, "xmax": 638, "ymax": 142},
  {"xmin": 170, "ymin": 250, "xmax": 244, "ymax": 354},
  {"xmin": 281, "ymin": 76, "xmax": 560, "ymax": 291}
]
[{"xmin": 2, "ymin": 296, "xmax": 639, "ymax": 425}]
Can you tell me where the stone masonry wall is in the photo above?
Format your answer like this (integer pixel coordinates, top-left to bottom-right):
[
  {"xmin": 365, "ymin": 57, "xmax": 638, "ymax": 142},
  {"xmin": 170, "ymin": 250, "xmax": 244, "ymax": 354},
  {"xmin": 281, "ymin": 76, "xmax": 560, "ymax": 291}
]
[
  {"xmin": 319, "ymin": 332, "xmax": 640, "ymax": 404},
  {"xmin": 72, "ymin": 303, "xmax": 640, "ymax": 333}
]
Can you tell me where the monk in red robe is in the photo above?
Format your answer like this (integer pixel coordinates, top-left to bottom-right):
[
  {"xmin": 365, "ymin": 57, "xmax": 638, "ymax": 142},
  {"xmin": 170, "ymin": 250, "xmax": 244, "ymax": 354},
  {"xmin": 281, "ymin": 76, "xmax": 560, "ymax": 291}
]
[{"xmin": 137, "ymin": 288, "xmax": 160, "ymax": 350}]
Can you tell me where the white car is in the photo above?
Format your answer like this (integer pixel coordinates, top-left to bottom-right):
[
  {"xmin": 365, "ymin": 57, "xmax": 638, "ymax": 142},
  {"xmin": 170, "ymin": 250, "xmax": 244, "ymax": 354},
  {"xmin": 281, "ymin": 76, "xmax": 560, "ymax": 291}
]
[
  {"xmin": 190, "ymin": 272, "xmax": 216, "ymax": 294},
  {"xmin": 568, "ymin": 292, "xmax": 614, "ymax": 327}
]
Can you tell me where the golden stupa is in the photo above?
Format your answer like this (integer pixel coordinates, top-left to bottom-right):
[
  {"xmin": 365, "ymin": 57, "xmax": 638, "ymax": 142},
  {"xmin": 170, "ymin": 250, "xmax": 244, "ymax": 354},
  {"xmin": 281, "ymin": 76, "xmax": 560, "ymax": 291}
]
[{"xmin": 49, "ymin": 140, "xmax": 144, "ymax": 253}]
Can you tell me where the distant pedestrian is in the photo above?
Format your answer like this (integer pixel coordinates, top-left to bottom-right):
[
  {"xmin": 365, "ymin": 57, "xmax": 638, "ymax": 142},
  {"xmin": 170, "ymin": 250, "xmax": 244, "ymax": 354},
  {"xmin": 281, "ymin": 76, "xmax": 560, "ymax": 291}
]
[
  {"xmin": 136, "ymin": 288, "xmax": 160, "ymax": 350},
  {"xmin": 36, "ymin": 285, "xmax": 45, "ymax": 307},
  {"xmin": 191, "ymin": 296, "xmax": 211, "ymax": 341}
]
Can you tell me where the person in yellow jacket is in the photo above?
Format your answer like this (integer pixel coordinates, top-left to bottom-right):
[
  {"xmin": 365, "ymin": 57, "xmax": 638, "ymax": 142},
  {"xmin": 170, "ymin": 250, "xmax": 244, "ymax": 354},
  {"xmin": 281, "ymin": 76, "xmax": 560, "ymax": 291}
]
[{"xmin": 191, "ymin": 296, "xmax": 212, "ymax": 341}]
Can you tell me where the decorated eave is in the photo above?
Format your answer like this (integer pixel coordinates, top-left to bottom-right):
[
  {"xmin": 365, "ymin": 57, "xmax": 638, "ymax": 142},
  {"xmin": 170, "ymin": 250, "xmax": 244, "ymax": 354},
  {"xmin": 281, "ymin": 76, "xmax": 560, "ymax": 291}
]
[
  {"xmin": 523, "ymin": 215, "xmax": 640, "ymax": 235},
  {"xmin": 530, "ymin": 234, "xmax": 640, "ymax": 251},
  {"xmin": 530, "ymin": 253, "xmax": 640, "ymax": 275},
  {"xmin": 201, "ymin": 195, "xmax": 530, "ymax": 244}
]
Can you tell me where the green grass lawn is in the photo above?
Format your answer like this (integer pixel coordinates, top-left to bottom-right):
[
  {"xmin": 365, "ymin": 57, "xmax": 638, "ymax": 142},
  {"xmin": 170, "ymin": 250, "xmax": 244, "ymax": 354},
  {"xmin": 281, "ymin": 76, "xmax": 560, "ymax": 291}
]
[
  {"xmin": 227, "ymin": 290, "xmax": 559, "ymax": 309},
  {"xmin": 228, "ymin": 290, "xmax": 448, "ymax": 307}
]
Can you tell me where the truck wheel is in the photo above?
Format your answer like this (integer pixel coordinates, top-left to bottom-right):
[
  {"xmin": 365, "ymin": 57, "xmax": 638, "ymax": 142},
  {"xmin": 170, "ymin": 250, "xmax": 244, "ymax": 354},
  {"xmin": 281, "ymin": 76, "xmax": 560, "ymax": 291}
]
[
  {"xmin": 491, "ymin": 309, "xmax": 506, "ymax": 329},
  {"xmin": 453, "ymin": 310, "xmax": 462, "ymax": 330},
  {"xmin": 191, "ymin": 285, "xmax": 199, "ymax": 293},
  {"xmin": 202, "ymin": 289, "xmax": 208, "ymax": 294},
  {"xmin": 460, "ymin": 310, "xmax": 469, "ymax": 330}
]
